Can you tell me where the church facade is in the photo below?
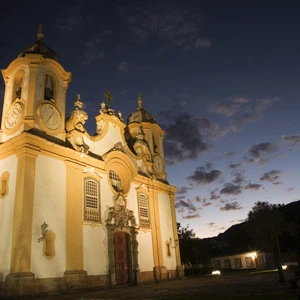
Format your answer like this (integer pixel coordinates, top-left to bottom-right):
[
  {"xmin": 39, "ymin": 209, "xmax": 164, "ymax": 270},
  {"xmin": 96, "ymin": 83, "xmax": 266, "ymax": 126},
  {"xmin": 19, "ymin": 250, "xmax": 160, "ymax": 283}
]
[{"xmin": 0, "ymin": 26, "xmax": 183, "ymax": 296}]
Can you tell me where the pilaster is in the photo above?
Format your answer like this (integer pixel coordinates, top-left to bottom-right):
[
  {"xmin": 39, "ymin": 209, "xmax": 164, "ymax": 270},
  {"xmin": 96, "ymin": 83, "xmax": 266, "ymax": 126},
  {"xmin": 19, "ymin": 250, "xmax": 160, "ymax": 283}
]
[
  {"xmin": 64, "ymin": 160, "xmax": 87, "ymax": 288},
  {"xmin": 169, "ymin": 193, "xmax": 184, "ymax": 278},
  {"xmin": 5, "ymin": 145, "xmax": 40, "ymax": 295},
  {"xmin": 148, "ymin": 184, "xmax": 167, "ymax": 281}
]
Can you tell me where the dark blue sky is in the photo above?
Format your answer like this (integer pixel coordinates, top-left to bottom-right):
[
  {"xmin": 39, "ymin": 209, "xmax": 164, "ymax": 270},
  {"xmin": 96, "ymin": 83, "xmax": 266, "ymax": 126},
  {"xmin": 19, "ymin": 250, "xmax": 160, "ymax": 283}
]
[{"xmin": 1, "ymin": 0, "xmax": 300, "ymax": 237}]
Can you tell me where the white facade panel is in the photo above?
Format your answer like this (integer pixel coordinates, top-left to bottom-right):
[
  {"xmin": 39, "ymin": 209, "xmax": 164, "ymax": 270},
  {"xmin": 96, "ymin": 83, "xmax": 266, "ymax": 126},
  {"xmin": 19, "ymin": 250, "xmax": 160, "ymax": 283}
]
[
  {"xmin": 31, "ymin": 155, "xmax": 66, "ymax": 278},
  {"xmin": 158, "ymin": 192, "xmax": 177, "ymax": 270},
  {"xmin": 136, "ymin": 231, "xmax": 154, "ymax": 271},
  {"xmin": 83, "ymin": 226, "xmax": 108, "ymax": 275}
]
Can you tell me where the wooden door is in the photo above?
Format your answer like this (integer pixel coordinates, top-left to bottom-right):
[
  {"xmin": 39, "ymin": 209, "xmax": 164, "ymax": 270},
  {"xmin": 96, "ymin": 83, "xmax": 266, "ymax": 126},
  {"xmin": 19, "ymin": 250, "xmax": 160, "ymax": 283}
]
[{"xmin": 114, "ymin": 232, "xmax": 130, "ymax": 284}]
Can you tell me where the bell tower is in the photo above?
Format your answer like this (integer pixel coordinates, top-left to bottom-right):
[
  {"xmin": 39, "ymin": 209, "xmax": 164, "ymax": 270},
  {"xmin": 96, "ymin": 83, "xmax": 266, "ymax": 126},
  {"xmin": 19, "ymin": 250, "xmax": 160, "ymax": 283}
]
[{"xmin": 0, "ymin": 25, "xmax": 72, "ymax": 143}]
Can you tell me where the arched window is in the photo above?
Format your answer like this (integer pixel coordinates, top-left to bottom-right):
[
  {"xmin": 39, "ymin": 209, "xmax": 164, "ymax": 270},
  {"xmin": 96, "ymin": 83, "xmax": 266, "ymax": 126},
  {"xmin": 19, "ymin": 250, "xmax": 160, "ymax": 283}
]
[
  {"xmin": 44, "ymin": 74, "xmax": 55, "ymax": 101},
  {"xmin": 109, "ymin": 170, "xmax": 122, "ymax": 192},
  {"xmin": 84, "ymin": 179, "xmax": 100, "ymax": 222},
  {"xmin": 138, "ymin": 193, "xmax": 150, "ymax": 227},
  {"xmin": 12, "ymin": 70, "xmax": 25, "ymax": 101}
]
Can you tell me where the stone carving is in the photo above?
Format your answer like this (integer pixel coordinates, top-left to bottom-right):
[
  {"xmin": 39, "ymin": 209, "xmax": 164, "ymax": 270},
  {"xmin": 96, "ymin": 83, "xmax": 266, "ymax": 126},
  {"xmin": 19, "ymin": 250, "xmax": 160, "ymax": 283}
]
[
  {"xmin": 133, "ymin": 127, "xmax": 154, "ymax": 176},
  {"xmin": 106, "ymin": 191, "xmax": 139, "ymax": 229},
  {"xmin": 66, "ymin": 94, "xmax": 89, "ymax": 154}
]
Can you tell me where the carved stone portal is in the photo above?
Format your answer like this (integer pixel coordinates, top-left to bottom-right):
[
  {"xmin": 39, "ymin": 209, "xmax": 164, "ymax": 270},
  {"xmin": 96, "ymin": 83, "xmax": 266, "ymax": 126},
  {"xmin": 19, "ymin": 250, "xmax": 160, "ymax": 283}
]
[{"xmin": 106, "ymin": 192, "xmax": 140, "ymax": 286}]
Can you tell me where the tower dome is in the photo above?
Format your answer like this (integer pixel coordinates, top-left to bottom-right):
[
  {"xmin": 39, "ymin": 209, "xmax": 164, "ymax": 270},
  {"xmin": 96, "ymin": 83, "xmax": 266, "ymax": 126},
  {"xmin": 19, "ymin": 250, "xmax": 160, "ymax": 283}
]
[
  {"xmin": 127, "ymin": 93, "xmax": 156, "ymax": 124},
  {"xmin": 18, "ymin": 24, "xmax": 59, "ymax": 62}
]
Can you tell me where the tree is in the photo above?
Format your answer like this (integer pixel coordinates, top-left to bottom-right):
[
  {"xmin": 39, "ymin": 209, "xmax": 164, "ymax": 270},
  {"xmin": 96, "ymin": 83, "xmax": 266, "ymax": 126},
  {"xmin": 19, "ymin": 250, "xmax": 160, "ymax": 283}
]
[
  {"xmin": 247, "ymin": 201, "xmax": 287, "ymax": 282},
  {"xmin": 177, "ymin": 223, "xmax": 196, "ymax": 241}
]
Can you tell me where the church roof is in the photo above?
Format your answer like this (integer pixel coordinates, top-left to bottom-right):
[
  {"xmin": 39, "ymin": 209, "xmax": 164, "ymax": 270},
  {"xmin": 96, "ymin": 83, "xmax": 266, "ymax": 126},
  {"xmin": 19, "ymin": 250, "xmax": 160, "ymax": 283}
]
[
  {"xmin": 127, "ymin": 93, "xmax": 156, "ymax": 124},
  {"xmin": 18, "ymin": 24, "xmax": 59, "ymax": 62}
]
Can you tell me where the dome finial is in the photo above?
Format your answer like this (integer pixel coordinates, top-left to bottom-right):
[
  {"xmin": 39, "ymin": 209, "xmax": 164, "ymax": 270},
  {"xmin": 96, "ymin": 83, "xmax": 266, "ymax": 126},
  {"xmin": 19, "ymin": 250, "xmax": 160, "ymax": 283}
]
[
  {"xmin": 37, "ymin": 24, "xmax": 44, "ymax": 41},
  {"xmin": 137, "ymin": 92, "xmax": 142, "ymax": 110}
]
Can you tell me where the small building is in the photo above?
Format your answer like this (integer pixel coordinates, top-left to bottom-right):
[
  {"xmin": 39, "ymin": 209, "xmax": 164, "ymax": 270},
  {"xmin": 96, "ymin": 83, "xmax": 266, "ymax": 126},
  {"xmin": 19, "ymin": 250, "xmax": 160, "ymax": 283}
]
[{"xmin": 211, "ymin": 251, "xmax": 275, "ymax": 270}]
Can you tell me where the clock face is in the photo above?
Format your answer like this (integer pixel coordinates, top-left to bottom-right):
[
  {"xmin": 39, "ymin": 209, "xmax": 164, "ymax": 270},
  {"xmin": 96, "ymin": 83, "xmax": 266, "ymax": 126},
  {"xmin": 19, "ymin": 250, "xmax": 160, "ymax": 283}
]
[
  {"xmin": 153, "ymin": 155, "xmax": 164, "ymax": 174},
  {"xmin": 5, "ymin": 102, "xmax": 23, "ymax": 129},
  {"xmin": 39, "ymin": 103, "xmax": 61, "ymax": 130}
]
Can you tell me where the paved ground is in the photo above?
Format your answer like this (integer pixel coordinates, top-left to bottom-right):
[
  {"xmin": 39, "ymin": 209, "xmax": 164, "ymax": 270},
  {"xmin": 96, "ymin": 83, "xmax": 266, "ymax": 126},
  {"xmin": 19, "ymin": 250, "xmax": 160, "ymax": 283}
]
[{"xmin": 32, "ymin": 270, "xmax": 300, "ymax": 300}]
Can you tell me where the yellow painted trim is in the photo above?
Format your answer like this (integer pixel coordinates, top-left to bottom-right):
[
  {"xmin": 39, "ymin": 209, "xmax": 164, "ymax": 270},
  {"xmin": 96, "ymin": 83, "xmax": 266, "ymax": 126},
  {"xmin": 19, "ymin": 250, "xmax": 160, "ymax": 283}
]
[
  {"xmin": 10, "ymin": 146, "xmax": 39, "ymax": 273},
  {"xmin": 169, "ymin": 193, "xmax": 181, "ymax": 266},
  {"xmin": 148, "ymin": 185, "xmax": 164, "ymax": 267},
  {"xmin": 105, "ymin": 150, "xmax": 138, "ymax": 195},
  {"xmin": 43, "ymin": 230, "xmax": 56, "ymax": 259},
  {"xmin": 3, "ymin": 100, "xmax": 25, "ymax": 135},
  {"xmin": 65, "ymin": 160, "xmax": 85, "ymax": 271}
]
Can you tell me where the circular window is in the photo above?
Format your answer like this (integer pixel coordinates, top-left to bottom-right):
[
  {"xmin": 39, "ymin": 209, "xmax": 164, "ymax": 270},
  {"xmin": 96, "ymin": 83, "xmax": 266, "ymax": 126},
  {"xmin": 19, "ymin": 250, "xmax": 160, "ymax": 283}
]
[{"xmin": 109, "ymin": 170, "xmax": 122, "ymax": 192}]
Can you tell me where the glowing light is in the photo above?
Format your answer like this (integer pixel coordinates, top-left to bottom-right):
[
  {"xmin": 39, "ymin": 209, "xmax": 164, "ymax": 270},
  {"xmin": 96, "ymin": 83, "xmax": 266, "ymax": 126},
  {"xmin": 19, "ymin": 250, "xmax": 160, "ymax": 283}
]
[
  {"xmin": 212, "ymin": 270, "xmax": 221, "ymax": 275},
  {"xmin": 251, "ymin": 252, "xmax": 257, "ymax": 259},
  {"xmin": 282, "ymin": 265, "xmax": 287, "ymax": 270}
]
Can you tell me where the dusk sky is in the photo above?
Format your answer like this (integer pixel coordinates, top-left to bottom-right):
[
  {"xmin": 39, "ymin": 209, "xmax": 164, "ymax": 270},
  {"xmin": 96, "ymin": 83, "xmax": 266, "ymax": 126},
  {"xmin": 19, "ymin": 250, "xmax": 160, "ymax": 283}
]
[{"xmin": 1, "ymin": 0, "xmax": 300, "ymax": 238}]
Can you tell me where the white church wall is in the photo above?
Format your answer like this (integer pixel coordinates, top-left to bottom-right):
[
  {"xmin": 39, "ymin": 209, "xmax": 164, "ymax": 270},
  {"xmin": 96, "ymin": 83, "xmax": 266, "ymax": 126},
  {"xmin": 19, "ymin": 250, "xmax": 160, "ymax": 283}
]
[
  {"xmin": 83, "ymin": 226, "xmax": 108, "ymax": 275},
  {"xmin": 87, "ymin": 122, "xmax": 125, "ymax": 156},
  {"xmin": 31, "ymin": 155, "xmax": 66, "ymax": 278},
  {"xmin": 136, "ymin": 231, "xmax": 154, "ymax": 271},
  {"xmin": 158, "ymin": 193, "xmax": 177, "ymax": 270},
  {"xmin": 0, "ymin": 155, "xmax": 18, "ymax": 278},
  {"xmin": 100, "ymin": 174, "xmax": 115, "ymax": 220}
]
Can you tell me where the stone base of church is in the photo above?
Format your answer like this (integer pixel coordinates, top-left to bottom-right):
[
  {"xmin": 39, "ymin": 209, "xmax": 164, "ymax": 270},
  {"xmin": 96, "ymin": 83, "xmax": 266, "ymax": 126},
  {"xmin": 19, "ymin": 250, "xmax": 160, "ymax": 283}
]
[
  {"xmin": 176, "ymin": 265, "xmax": 185, "ymax": 279},
  {"xmin": 63, "ymin": 270, "xmax": 88, "ymax": 290},
  {"xmin": 153, "ymin": 266, "xmax": 168, "ymax": 281},
  {"xmin": 1, "ymin": 269, "xmax": 182, "ymax": 296},
  {"xmin": 3, "ymin": 272, "xmax": 35, "ymax": 296}
]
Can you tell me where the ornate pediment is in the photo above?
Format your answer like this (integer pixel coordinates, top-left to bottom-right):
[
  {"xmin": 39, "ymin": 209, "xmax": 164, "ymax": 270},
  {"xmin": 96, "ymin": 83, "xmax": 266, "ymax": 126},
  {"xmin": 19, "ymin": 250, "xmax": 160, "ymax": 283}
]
[{"xmin": 106, "ymin": 191, "xmax": 139, "ymax": 230}]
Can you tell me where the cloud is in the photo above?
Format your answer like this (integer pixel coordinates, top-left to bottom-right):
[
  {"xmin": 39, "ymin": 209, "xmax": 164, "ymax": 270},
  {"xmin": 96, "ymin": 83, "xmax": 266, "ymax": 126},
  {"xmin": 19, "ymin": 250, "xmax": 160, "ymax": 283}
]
[
  {"xmin": 182, "ymin": 213, "xmax": 200, "ymax": 219},
  {"xmin": 176, "ymin": 186, "xmax": 192, "ymax": 195},
  {"xmin": 82, "ymin": 41, "xmax": 104, "ymax": 65},
  {"xmin": 247, "ymin": 142, "xmax": 277, "ymax": 158},
  {"xmin": 195, "ymin": 38, "xmax": 211, "ymax": 49},
  {"xmin": 55, "ymin": 3, "xmax": 84, "ymax": 36},
  {"xmin": 282, "ymin": 134, "xmax": 300, "ymax": 144},
  {"xmin": 228, "ymin": 162, "xmax": 241, "ymax": 169},
  {"xmin": 232, "ymin": 171, "xmax": 245, "ymax": 184},
  {"xmin": 175, "ymin": 199, "xmax": 198, "ymax": 213},
  {"xmin": 243, "ymin": 183, "xmax": 263, "ymax": 191},
  {"xmin": 187, "ymin": 164, "xmax": 222, "ymax": 186},
  {"xmin": 202, "ymin": 202, "xmax": 212, "ymax": 207},
  {"xmin": 233, "ymin": 97, "xmax": 249, "ymax": 104},
  {"xmin": 220, "ymin": 183, "xmax": 243, "ymax": 195},
  {"xmin": 159, "ymin": 111, "xmax": 210, "ymax": 165},
  {"xmin": 245, "ymin": 142, "xmax": 278, "ymax": 164},
  {"xmin": 210, "ymin": 189, "xmax": 220, "ymax": 200},
  {"xmin": 230, "ymin": 98, "xmax": 274, "ymax": 132},
  {"xmin": 286, "ymin": 187, "xmax": 294, "ymax": 192},
  {"xmin": 118, "ymin": 61, "xmax": 135, "ymax": 74},
  {"xmin": 208, "ymin": 102, "xmax": 238, "ymax": 117},
  {"xmin": 119, "ymin": 2, "xmax": 207, "ymax": 52},
  {"xmin": 220, "ymin": 202, "xmax": 243, "ymax": 211},
  {"xmin": 207, "ymin": 222, "xmax": 216, "ymax": 227},
  {"xmin": 214, "ymin": 152, "xmax": 236, "ymax": 159},
  {"xmin": 259, "ymin": 169, "xmax": 283, "ymax": 183},
  {"xmin": 282, "ymin": 134, "xmax": 300, "ymax": 150}
]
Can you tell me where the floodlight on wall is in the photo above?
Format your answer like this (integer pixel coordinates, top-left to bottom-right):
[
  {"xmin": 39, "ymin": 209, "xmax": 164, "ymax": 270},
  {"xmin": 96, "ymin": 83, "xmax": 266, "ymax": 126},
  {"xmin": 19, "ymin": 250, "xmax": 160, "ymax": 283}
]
[{"xmin": 251, "ymin": 252, "xmax": 257, "ymax": 259}]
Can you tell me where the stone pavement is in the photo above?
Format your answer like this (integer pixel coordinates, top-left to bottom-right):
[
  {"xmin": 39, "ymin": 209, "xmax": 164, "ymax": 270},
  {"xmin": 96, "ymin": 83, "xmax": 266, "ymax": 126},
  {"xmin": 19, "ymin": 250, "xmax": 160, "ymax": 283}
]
[{"xmin": 32, "ymin": 270, "xmax": 300, "ymax": 300}]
